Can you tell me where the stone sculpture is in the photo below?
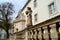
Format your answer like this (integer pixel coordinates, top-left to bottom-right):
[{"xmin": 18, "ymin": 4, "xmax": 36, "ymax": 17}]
[{"xmin": 26, "ymin": 7, "xmax": 32, "ymax": 27}]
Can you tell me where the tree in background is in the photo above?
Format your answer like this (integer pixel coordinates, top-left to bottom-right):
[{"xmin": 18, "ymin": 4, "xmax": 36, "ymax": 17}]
[{"xmin": 0, "ymin": 2, "xmax": 14, "ymax": 38}]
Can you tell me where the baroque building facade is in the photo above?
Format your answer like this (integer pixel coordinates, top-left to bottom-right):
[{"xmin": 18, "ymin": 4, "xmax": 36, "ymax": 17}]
[
  {"xmin": 13, "ymin": 11, "xmax": 26, "ymax": 40},
  {"xmin": 9, "ymin": 10, "xmax": 26, "ymax": 40},
  {"xmin": 12, "ymin": 0, "xmax": 60, "ymax": 40}
]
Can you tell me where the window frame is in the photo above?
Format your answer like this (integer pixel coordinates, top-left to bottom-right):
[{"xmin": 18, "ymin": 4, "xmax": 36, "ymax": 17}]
[
  {"xmin": 34, "ymin": 13, "xmax": 37, "ymax": 22},
  {"xmin": 48, "ymin": 2, "xmax": 56, "ymax": 15}
]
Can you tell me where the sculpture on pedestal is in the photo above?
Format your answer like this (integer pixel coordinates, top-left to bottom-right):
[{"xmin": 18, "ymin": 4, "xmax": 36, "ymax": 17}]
[{"xmin": 26, "ymin": 7, "xmax": 32, "ymax": 27}]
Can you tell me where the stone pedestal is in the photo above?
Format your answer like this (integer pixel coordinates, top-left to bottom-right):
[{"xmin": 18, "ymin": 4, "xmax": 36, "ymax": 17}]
[
  {"xmin": 50, "ymin": 24, "xmax": 58, "ymax": 40},
  {"xmin": 38, "ymin": 28, "xmax": 42, "ymax": 40}
]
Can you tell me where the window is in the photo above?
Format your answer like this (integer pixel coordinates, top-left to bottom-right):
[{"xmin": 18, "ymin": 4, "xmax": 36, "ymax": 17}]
[
  {"xmin": 48, "ymin": 2, "xmax": 56, "ymax": 14},
  {"xmin": 34, "ymin": 14, "xmax": 37, "ymax": 22},
  {"xmin": 34, "ymin": 0, "xmax": 37, "ymax": 8}
]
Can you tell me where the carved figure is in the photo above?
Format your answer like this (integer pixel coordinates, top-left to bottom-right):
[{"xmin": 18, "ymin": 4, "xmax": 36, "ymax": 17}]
[{"xmin": 26, "ymin": 7, "xmax": 32, "ymax": 27}]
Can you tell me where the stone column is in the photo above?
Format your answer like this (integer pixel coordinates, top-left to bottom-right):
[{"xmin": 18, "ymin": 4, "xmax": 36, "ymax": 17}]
[
  {"xmin": 28, "ymin": 31, "xmax": 32, "ymax": 40},
  {"xmin": 30, "ymin": 30, "xmax": 33, "ymax": 40},
  {"xmin": 38, "ymin": 28, "xmax": 42, "ymax": 40},
  {"xmin": 50, "ymin": 24, "xmax": 58, "ymax": 40},
  {"xmin": 58, "ymin": 22, "xmax": 60, "ymax": 40},
  {"xmin": 57, "ymin": 22, "xmax": 60, "ymax": 40},
  {"xmin": 28, "ymin": 31, "xmax": 30, "ymax": 40},
  {"xmin": 43, "ymin": 26, "xmax": 49, "ymax": 40},
  {"xmin": 34, "ymin": 29, "xmax": 37, "ymax": 40},
  {"xmin": 25, "ymin": 30, "xmax": 28, "ymax": 40}
]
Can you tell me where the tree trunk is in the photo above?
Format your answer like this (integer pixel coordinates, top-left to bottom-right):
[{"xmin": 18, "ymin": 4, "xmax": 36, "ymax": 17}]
[
  {"xmin": 6, "ymin": 26, "xmax": 9, "ymax": 39},
  {"xmin": 5, "ymin": 14, "xmax": 9, "ymax": 39}
]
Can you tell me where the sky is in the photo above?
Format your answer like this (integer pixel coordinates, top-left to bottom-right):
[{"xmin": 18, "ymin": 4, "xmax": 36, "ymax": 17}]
[{"xmin": 0, "ymin": 0, "xmax": 28, "ymax": 20}]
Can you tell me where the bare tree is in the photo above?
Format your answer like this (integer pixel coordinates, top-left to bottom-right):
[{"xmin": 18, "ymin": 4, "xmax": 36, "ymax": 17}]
[{"xmin": 0, "ymin": 2, "xmax": 14, "ymax": 38}]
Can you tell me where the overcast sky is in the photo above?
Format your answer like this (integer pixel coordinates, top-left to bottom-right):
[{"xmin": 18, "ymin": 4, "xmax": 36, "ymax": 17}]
[{"xmin": 0, "ymin": 0, "xmax": 28, "ymax": 20}]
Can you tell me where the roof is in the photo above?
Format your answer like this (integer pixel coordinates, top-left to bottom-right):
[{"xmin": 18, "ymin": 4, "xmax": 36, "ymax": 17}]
[
  {"xmin": 14, "ymin": 0, "xmax": 31, "ymax": 23},
  {"xmin": 21, "ymin": 0, "xmax": 31, "ymax": 11},
  {"xmin": 16, "ymin": 0, "xmax": 31, "ymax": 19}
]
